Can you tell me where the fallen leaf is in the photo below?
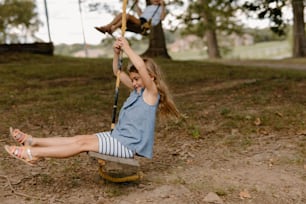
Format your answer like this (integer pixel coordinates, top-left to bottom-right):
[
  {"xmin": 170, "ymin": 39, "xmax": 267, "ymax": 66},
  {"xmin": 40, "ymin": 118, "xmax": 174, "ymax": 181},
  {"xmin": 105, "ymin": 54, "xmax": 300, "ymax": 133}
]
[
  {"xmin": 275, "ymin": 111, "xmax": 283, "ymax": 117},
  {"xmin": 258, "ymin": 128, "xmax": 269, "ymax": 135},
  {"xmin": 254, "ymin": 117, "xmax": 261, "ymax": 126},
  {"xmin": 297, "ymin": 130, "xmax": 306, "ymax": 135},
  {"xmin": 269, "ymin": 158, "xmax": 274, "ymax": 168},
  {"xmin": 239, "ymin": 189, "xmax": 251, "ymax": 199}
]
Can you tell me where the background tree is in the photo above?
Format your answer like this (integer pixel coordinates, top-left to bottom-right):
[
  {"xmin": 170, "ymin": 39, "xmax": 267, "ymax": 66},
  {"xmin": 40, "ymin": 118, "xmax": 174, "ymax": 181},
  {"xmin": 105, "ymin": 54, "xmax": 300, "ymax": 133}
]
[
  {"xmin": 243, "ymin": 0, "xmax": 306, "ymax": 57},
  {"xmin": 88, "ymin": 0, "xmax": 171, "ymax": 58},
  {"xmin": 292, "ymin": 0, "xmax": 306, "ymax": 57},
  {"xmin": 178, "ymin": 0, "xmax": 241, "ymax": 59},
  {"xmin": 0, "ymin": 0, "xmax": 40, "ymax": 44}
]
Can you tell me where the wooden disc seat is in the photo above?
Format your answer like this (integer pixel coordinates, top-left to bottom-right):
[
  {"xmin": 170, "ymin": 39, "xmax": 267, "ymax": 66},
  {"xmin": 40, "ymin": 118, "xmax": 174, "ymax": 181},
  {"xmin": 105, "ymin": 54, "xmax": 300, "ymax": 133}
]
[{"xmin": 88, "ymin": 151, "xmax": 143, "ymax": 183}]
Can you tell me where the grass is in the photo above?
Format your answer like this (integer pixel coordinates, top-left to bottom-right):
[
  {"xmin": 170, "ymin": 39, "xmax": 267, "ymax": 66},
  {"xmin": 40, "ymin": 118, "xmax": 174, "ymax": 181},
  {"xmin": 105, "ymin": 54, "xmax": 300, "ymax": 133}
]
[
  {"xmin": 226, "ymin": 41, "xmax": 291, "ymax": 59},
  {"xmin": 0, "ymin": 53, "xmax": 305, "ymax": 153}
]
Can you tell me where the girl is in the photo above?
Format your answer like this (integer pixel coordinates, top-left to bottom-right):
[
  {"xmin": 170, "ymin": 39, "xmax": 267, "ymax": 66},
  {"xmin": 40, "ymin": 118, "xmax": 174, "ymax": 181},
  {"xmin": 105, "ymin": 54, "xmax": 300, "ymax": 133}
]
[
  {"xmin": 95, "ymin": 0, "xmax": 166, "ymax": 35},
  {"xmin": 4, "ymin": 37, "xmax": 179, "ymax": 166}
]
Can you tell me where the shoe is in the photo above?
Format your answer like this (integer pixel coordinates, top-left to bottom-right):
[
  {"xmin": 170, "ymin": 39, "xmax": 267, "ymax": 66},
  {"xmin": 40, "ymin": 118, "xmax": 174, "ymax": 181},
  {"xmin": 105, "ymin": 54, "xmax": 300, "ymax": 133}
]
[
  {"xmin": 95, "ymin": 26, "xmax": 107, "ymax": 34},
  {"xmin": 4, "ymin": 145, "xmax": 37, "ymax": 166},
  {"xmin": 9, "ymin": 127, "xmax": 32, "ymax": 146}
]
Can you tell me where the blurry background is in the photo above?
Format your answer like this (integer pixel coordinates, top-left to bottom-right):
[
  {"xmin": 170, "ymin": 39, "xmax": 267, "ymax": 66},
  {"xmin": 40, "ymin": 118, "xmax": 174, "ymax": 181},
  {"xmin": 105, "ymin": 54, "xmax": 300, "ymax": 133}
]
[{"xmin": 0, "ymin": 0, "xmax": 304, "ymax": 59}]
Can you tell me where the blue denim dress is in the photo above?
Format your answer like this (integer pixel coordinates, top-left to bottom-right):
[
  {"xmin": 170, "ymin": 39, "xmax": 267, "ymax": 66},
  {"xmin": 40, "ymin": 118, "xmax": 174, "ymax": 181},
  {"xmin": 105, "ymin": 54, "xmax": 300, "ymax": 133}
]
[{"xmin": 111, "ymin": 88, "xmax": 160, "ymax": 159}]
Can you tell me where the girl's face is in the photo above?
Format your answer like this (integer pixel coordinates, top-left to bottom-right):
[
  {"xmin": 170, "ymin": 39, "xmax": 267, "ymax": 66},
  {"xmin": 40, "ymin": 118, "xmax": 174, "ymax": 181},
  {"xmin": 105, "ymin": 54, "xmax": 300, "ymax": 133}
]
[{"xmin": 129, "ymin": 72, "xmax": 144, "ymax": 93}]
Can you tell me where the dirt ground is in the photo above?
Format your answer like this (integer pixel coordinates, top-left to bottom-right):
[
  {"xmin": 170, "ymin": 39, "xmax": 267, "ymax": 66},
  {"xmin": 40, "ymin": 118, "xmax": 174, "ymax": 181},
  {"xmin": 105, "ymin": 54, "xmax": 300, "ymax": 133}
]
[
  {"xmin": 0, "ymin": 62, "xmax": 305, "ymax": 204},
  {"xmin": 1, "ymin": 118, "xmax": 305, "ymax": 204}
]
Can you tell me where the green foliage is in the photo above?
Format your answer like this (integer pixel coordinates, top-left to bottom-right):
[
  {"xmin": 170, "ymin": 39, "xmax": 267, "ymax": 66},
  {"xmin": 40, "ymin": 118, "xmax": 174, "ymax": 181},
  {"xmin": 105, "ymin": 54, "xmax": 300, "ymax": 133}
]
[
  {"xmin": 0, "ymin": 0, "xmax": 40, "ymax": 43},
  {"xmin": 243, "ymin": 0, "xmax": 287, "ymax": 36},
  {"xmin": 180, "ymin": 0, "xmax": 242, "ymax": 37},
  {"xmin": 188, "ymin": 125, "xmax": 201, "ymax": 139}
]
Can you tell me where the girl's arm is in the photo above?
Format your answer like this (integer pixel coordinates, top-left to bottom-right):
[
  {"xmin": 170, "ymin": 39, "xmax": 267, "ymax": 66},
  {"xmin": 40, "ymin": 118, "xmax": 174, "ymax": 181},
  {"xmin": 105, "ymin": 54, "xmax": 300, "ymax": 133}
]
[
  {"xmin": 119, "ymin": 38, "xmax": 158, "ymax": 102},
  {"xmin": 113, "ymin": 40, "xmax": 133, "ymax": 89}
]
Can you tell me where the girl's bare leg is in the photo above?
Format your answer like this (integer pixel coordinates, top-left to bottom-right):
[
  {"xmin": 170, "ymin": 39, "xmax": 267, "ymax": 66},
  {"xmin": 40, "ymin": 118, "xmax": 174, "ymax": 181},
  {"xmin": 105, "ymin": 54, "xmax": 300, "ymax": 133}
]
[
  {"xmin": 31, "ymin": 134, "xmax": 96, "ymax": 147},
  {"xmin": 112, "ymin": 14, "xmax": 140, "ymax": 33},
  {"xmin": 127, "ymin": 14, "xmax": 141, "ymax": 25},
  {"xmin": 31, "ymin": 135, "xmax": 99, "ymax": 158}
]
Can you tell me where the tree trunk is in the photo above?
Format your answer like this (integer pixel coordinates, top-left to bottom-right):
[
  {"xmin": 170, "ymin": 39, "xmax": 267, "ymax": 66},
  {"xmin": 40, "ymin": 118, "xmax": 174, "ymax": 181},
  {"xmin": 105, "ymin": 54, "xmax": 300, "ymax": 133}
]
[
  {"xmin": 205, "ymin": 29, "xmax": 221, "ymax": 59},
  {"xmin": 201, "ymin": 0, "xmax": 221, "ymax": 59},
  {"xmin": 142, "ymin": 22, "xmax": 171, "ymax": 59},
  {"xmin": 292, "ymin": 0, "xmax": 306, "ymax": 57}
]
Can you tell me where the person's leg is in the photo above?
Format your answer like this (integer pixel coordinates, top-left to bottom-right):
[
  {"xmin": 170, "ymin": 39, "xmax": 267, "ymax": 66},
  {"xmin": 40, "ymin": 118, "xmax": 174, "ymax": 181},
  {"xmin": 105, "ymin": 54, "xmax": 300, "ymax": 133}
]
[
  {"xmin": 127, "ymin": 14, "xmax": 141, "ymax": 25},
  {"xmin": 34, "ymin": 135, "xmax": 98, "ymax": 158},
  {"xmin": 112, "ymin": 14, "xmax": 141, "ymax": 33},
  {"xmin": 32, "ymin": 134, "xmax": 98, "ymax": 158},
  {"xmin": 95, "ymin": 13, "xmax": 123, "ymax": 33},
  {"xmin": 10, "ymin": 127, "xmax": 95, "ymax": 148},
  {"xmin": 31, "ymin": 135, "xmax": 91, "ymax": 147},
  {"xmin": 4, "ymin": 134, "xmax": 99, "ymax": 165}
]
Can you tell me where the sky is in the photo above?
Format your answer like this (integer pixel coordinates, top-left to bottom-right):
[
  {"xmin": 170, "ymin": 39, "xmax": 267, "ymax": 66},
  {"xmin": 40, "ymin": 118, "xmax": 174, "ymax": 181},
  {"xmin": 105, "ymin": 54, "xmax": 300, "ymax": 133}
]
[
  {"xmin": 35, "ymin": 0, "xmax": 121, "ymax": 45},
  {"xmin": 35, "ymin": 0, "xmax": 275, "ymax": 46}
]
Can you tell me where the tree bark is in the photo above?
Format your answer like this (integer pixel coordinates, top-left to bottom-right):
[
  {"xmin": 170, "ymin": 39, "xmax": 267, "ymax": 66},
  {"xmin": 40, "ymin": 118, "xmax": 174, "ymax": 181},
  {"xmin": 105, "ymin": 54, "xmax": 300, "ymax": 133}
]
[
  {"xmin": 205, "ymin": 29, "xmax": 221, "ymax": 59},
  {"xmin": 292, "ymin": 0, "xmax": 306, "ymax": 57},
  {"xmin": 201, "ymin": 0, "xmax": 221, "ymax": 59},
  {"xmin": 142, "ymin": 22, "xmax": 171, "ymax": 59}
]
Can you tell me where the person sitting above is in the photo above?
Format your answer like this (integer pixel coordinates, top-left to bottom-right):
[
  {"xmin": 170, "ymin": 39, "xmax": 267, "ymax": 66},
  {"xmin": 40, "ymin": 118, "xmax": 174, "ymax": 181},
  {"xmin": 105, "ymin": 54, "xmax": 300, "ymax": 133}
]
[{"xmin": 95, "ymin": 0, "xmax": 166, "ymax": 35}]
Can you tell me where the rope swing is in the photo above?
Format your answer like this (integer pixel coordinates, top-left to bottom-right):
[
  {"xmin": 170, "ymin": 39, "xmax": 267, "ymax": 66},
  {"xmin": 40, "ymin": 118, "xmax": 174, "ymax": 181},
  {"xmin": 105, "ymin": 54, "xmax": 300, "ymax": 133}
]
[
  {"xmin": 111, "ymin": 0, "xmax": 128, "ymax": 130},
  {"xmin": 91, "ymin": 0, "xmax": 142, "ymax": 183}
]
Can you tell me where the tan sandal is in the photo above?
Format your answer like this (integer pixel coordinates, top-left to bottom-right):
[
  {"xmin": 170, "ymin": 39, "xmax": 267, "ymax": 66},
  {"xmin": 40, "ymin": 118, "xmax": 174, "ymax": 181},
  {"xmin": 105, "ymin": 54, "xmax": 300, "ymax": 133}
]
[
  {"xmin": 4, "ymin": 145, "xmax": 37, "ymax": 166},
  {"xmin": 9, "ymin": 127, "xmax": 32, "ymax": 146}
]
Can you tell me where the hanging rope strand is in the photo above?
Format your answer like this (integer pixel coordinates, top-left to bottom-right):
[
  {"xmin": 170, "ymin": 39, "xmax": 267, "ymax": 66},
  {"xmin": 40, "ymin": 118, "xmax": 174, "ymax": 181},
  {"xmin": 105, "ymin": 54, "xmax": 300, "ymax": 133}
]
[
  {"xmin": 121, "ymin": 0, "xmax": 128, "ymax": 37},
  {"xmin": 111, "ymin": 0, "xmax": 128, "ymax": 130}
]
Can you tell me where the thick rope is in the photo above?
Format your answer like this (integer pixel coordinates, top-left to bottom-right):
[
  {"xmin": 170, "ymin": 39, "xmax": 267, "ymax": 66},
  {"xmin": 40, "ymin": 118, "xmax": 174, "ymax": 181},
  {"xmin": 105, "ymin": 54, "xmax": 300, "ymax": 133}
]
[
  {"xmin": 111, "ymin": 0, "xmax": 128, "ymax": 130},
  {"xmin": 121, "ymin": 0, "xmax": 128, "ymax": 36}
]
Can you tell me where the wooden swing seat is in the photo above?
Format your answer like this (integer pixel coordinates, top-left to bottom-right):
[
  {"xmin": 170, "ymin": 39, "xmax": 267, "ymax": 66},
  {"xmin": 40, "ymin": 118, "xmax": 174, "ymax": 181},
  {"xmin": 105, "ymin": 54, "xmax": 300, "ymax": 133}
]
[
  {"xmin": 88, "ymin": 151, "xmax": 143, "ymax": 183},
  {"xmin": 88, "ymin": 151, "xmax": 139, "ymax": 166}
]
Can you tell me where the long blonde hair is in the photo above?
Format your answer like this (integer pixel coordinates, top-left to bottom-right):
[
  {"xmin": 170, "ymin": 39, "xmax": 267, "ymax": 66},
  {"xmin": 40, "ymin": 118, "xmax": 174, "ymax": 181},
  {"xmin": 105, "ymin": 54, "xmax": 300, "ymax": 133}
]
[{"xmin": 128, "ymin": 58, "xmax": 180, "ymax": 118}]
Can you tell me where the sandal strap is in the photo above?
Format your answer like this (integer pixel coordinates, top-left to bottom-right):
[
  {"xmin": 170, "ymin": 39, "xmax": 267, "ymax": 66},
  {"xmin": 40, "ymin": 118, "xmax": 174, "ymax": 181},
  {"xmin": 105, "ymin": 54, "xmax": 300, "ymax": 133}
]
[
  {"xmin": 10, "ymin": 128, "xmax": 32, "ymax": 146},
  {"xmin": 11, "ymin": 146, "xmax": 32, "ymax": 161},
  {"xmin": 13, "ymin": 129, "xmax": 28, "ymax": 143},
  {"xmin": 26, "ymin": 137, "xmax": 33, "ymax": 146},
  {"xmin": 12, "ymin": 146, "xmax": 24, "ymax": 158},
  {"xmin": 26, "ymin": 147, "xmax": 33, "ymax": 161}
]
